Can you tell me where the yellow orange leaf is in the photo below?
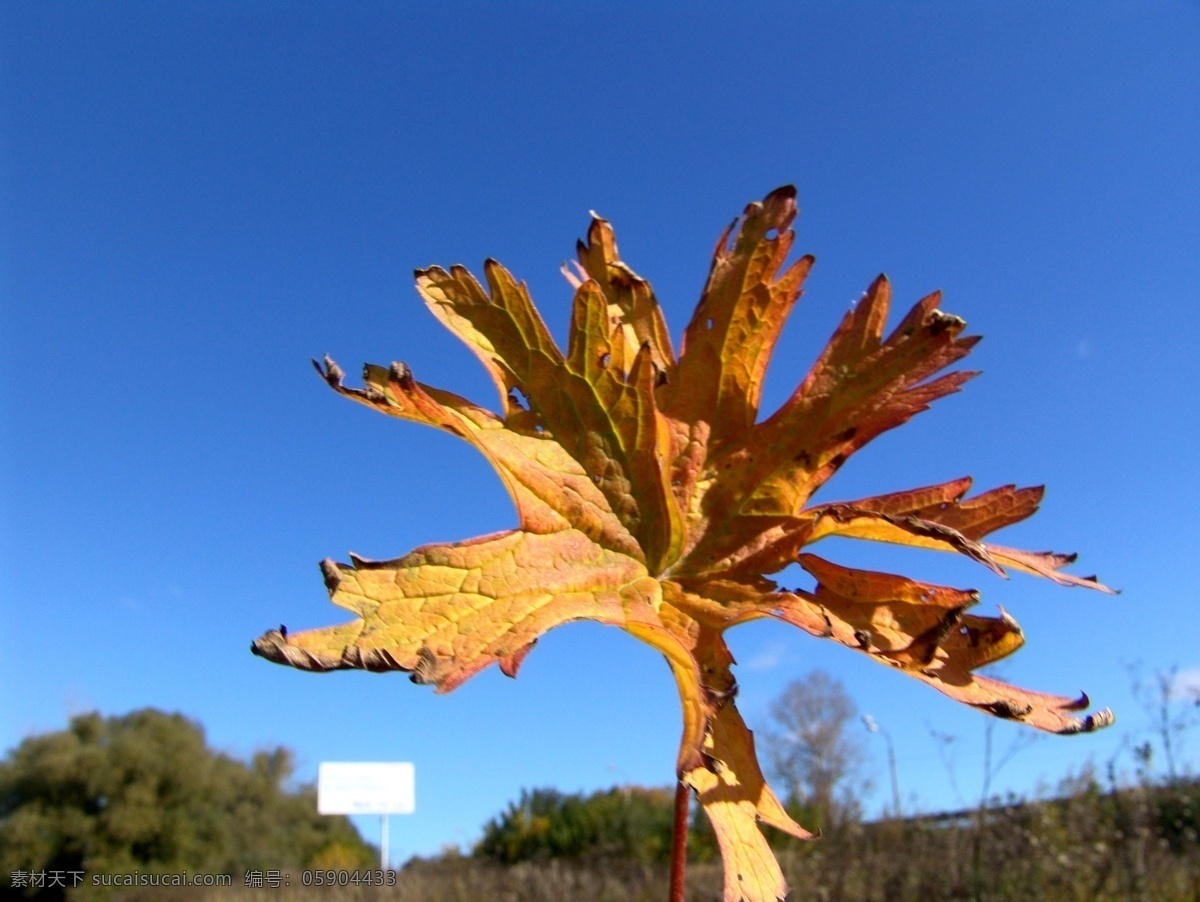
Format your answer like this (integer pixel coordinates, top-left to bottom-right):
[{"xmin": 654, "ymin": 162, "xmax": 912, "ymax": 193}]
[
  {"xmin": 685, "ymin": 706, "xmax": 812, "ymax": 902},
  {"xmin": 665, "ymin": 186, "xmax": 813, "ymax": 449},
  {"xmin": 256, "ymin": 187, "xmax": 1113, "ymax": 902},
  {"xmin": 253, "ymin": 529, "xmax": 659, "ymax": 692},
  {"xmin": 315, "ymin": 357, "xmax": 643, "ymax": 558},
  {"xmin": 568, "ymin": 213, "xmax": 676, "ymax": 379},
  {"xmin": 416, "ymin": 262, "xmax": 684, "ymax": 571}
]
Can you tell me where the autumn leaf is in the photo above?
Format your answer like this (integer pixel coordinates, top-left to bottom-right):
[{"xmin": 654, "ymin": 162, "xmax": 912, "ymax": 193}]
[{"xmin": 253, "ymin": 186, "xmax": 1113, "ymax": 901}]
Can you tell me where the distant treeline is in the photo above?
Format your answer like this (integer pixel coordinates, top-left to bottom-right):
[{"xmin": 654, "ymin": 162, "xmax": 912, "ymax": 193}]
[
  {"xmin": 476, "ymin": 786, "xmax": 682, "ymax": 865},
  {"xmin": 0, "ymin": 709, "xmax": 375, "ymax": 901},
  {"xmin": 469, "ymin": 774, "xmax": 1199, "ymax": 900},
  {"xmin": 4, "ymin": 708, "xmax": 1198, "ymax": 901},
  {"xmin": 473, "ymin": 784, "xmax": 819, "ymax": 866}
]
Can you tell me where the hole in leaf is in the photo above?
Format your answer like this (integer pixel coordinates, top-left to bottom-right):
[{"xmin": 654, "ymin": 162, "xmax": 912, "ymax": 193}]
[
  {"xmin": 509, "ymin": 386, "xmax": 530, "ymax": 410},
  {"xmin": 600, "ymin": 352, "xmax": 611, "ymax": 368},
  {"xmin": 705, "ymin": 317, "xmax": 714, "ymax": 330}
]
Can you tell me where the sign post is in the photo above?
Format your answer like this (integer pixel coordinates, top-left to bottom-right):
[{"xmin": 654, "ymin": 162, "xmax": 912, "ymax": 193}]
[{"xmin": 318, "ymin": 762, "xmax": 415, "ymax": 870}]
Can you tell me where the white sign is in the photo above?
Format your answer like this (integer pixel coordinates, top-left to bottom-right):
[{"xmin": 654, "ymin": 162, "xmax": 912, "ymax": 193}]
[{"xmin": 318, "ymin": 762, "xmax": 415, "ymax": 815}]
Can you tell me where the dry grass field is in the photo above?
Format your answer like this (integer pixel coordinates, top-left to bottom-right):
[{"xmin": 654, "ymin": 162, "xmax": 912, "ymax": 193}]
[{"xmin": 113, "ymin": 777, "xmax": 1198, "ymax": 902}]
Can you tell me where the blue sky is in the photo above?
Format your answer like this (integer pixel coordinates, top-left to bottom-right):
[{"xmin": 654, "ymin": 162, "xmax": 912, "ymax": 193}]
[{"xmin": 2, "ymin": 1, "xmax": 1198, "ymax": 863}]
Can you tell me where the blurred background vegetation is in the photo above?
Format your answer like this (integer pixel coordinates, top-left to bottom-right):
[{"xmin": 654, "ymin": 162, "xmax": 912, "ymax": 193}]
[
  {"xmin": 0, "ymin": 710, "xmax": 374, "ymax": 901},
  {"xmin": 3, "ymin": 667, "xmax": 1197, "ymax": 900}
]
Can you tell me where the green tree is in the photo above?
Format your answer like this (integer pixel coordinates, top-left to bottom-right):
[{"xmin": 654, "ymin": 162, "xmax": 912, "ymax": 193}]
[
  {"xmin": 0, "ymin": 709, "xmax": 374, "ymax": 900},
  {"xmin": 475, "ymin": 786, "xmax": 676, "ymax": 864}
]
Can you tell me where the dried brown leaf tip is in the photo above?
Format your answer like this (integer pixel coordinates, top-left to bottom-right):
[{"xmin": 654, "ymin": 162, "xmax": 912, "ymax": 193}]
[{"xmin": 254, "ymin": 186, "xmax": 1113, "ymax": 901}]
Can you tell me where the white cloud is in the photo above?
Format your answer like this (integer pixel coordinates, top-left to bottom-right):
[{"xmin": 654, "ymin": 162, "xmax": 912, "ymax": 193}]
[
  {"xmin": 1169, "ymin": 666, "xmax": 1200, "ymax": 700},
  {"xmin": 743, "ymin": 642, "xmax": 788, "ymax": 672}
]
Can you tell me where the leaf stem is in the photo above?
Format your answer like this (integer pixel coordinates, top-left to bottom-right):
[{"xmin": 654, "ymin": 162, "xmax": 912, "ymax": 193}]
[{"xmin": 669, "ymin": 778, "xmax": 690, "ymax": 902}]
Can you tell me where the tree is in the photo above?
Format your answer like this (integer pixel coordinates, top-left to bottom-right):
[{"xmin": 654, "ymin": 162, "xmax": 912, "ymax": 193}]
[
  {"xmin": 475, "ymin": 785, "xmax": 676, "ymax": 865},
  {"xmin": 763, "ymin": 671, "xmax": 866, "ymax": 828},
  {"xmin": 0, "ymin": 709, "xmax": 374, "ymax": 900}
]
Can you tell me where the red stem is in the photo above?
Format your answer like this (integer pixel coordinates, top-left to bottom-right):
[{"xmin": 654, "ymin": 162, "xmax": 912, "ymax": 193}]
[{"xmin": 669, "ymin": 778, "xmax": 690, "ymax": 902}]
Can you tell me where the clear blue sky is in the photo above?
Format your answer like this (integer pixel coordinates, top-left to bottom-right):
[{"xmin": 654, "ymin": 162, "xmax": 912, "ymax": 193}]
[{"xmin": 3, "ymin": 1, "xmax": 1198, "ymax": 863}]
